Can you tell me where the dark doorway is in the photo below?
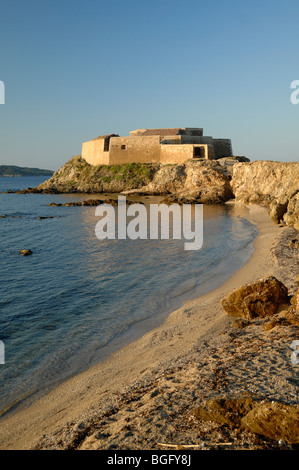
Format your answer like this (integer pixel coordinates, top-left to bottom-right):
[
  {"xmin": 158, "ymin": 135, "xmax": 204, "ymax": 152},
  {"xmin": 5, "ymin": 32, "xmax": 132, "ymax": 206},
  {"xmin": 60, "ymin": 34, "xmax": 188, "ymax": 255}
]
[{"xmin": 194, "ymin": 147, "xmax": 203, "ymax": 157}]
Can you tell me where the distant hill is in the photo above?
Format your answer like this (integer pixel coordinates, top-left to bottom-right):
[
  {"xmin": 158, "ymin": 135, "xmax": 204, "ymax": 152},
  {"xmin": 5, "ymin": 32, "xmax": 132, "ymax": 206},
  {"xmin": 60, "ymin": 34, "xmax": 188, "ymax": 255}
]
[{"xmin": 0, "ymin": 165, "xmax": 54, "ymax": 177}]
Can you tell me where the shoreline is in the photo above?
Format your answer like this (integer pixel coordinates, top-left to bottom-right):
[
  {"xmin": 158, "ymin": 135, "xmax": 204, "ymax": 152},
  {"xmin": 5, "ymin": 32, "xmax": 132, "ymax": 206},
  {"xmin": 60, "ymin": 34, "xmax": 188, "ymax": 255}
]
[{"xmin": 0, "ymin": 203, "xmax": 297, "ymax": 450}]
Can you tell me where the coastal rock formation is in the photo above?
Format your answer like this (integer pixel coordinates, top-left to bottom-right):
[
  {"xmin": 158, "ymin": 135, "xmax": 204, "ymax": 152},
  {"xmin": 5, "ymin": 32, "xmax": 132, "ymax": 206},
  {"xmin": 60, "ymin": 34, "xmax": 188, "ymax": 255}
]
[
  {"xmin": 35, "ymin": 155, "xmax": 248, "ymax": 204},
  {"xmin": 36, "ymin": 156, "xmax": 160, "ymax": 194},
  {"xmin": 231, "ymin": 161, "xmax": 299, "ymax": 230},
  {"xmin": 221, "ymin": 276, "xmax": 289, "ymax": 319},
  {"xmin": 139, "ymin": 159, "xmax": 234, "ymax": 203}
]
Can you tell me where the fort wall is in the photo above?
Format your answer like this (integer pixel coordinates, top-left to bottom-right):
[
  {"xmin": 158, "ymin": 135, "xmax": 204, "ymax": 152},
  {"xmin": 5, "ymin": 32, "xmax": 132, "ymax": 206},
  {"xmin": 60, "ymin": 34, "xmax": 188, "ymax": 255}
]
[
  {"xmin": 81, "ymin": 128, "xmax": 232, "ymax": 166},
  {"xmin": 82, "ymin": 139, "xmax": 110, "ymax": 166},
  {"xmin": 109, "ymin": 136, "xmax": 161, "ymax": 164}
]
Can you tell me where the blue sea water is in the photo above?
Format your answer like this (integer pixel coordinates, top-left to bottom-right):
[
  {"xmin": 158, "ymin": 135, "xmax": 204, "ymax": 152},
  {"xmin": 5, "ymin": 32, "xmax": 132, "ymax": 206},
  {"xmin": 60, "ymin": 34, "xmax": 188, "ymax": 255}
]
[{"xmin": 0, "ymin": 176, "xmax": 258, "ymax": 417}]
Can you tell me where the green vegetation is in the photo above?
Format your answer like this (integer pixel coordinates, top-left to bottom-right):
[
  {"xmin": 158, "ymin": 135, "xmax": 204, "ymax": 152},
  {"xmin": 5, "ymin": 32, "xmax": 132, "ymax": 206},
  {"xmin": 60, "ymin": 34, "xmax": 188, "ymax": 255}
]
[
  {"xmin": 94, "ymin": 162, "xmax": 157, "ymax": 185},
  {"xmin": 62, "ymin": 156, "xmax": 159, "ymax": 188},
  {"xmin": 37, "ymin": 155, "xmax": 161, "ymax": 193},
  {"xmin": 0, "ymin": 165, "xmax": 54, "ymax": 177}
]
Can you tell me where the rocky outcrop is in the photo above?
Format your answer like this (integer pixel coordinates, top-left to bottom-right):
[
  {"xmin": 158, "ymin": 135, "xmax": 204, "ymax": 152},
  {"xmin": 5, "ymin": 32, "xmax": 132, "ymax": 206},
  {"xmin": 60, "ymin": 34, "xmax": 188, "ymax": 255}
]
[
  {"xmin": 34, "ymin": 156, "xmax": 246, "ymax": 204},
  {"xmin": 36, "ymin": 156, "xmax": 160, "ymax": 194},
  {"xmin": 221, "ymin": 276, "xmax": 289, "ymax": 319},
  {"xmin": 231, "ymin": 161, "xmax": 299, "ymax": 230},
  {"xmin": 19, "ymin": 156, "xmax": 299, "ymax": 226},
  {"xmin": 140, "ymin": 159, "xmax": 234, "ymax": 203}
]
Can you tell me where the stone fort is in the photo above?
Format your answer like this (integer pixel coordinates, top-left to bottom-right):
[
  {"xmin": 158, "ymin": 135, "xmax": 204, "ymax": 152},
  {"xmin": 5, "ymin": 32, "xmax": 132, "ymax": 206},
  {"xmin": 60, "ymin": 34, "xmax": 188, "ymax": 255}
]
[{"xmin": 82, "ymin": 128, "xmax": 232, "ymax": 166}]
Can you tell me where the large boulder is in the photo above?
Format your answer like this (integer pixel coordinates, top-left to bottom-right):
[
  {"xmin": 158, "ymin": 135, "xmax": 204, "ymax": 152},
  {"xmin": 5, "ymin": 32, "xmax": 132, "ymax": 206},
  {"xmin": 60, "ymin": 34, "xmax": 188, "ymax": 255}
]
[
  {"xmin": 221, "ymin": 276, "xmax": 289, "ymax": 319},
  {"xmin": 241, "ymin": 401, "xmax": 299, "ymax": 444}
]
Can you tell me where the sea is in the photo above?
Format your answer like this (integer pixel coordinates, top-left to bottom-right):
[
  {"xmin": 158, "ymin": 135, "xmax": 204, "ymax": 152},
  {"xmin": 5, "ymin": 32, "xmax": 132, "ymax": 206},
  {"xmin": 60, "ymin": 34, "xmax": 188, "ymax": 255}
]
[{"xmin": 0, "ymin": 176, "xmax": 258, "ymax": 417}]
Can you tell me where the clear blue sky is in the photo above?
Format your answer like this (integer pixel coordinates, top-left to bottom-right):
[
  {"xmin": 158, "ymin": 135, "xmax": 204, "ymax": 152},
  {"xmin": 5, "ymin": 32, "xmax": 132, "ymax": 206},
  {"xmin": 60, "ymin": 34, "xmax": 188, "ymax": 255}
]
[{"xmin": 0, "ymin": 0, "xmax": 298, "ymax": 170}]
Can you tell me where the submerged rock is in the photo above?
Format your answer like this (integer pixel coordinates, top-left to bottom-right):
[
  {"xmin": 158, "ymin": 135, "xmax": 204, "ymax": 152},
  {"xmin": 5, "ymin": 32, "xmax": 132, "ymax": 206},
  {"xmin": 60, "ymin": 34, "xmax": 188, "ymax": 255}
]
[
  {"xmin": 221, "ymin": 276, "xmax": 289, "ymax": 319},
  {"xmin": 19, "ymin": 249, "xmax": 33, "ymax": 256}
]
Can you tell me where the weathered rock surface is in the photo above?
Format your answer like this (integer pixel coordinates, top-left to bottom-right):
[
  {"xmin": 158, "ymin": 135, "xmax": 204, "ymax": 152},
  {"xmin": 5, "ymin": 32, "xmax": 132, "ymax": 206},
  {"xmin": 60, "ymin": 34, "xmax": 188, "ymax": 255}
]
[
  {"xmin": 241, "ymin": 401, "xmax": 299, "ymax": 444},
  {"xmin": 192, "ymin": 397, "xmax": 299, "ymax": 444},
  {"xmin": 33, "ymin": 156, "xmax": 247, "ymax": 204},
  {"xmin": 191, "ymin": 397, "xmax": 256, "ymax": 428},
  {"xmin": 231, "ymin": 160, "xmax": 299, "ymax": 230},
  {"xmin": 221, "ymin": 276, "xmax": 289, "ymax": 319},
  {"xmin": 37, "ymin": 157, "xmax": 160, "ymax": 194},
  {"xmin": 140, "ymin": 159, "xmax": 234, "ymax": 203}
]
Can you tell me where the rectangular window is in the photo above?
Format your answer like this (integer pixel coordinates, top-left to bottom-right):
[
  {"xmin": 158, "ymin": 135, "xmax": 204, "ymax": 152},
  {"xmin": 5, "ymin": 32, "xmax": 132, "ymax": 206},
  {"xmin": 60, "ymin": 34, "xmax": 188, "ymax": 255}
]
[{"xmin": 121, "ymin": 145, "xmax": 126, "ymax": 150}]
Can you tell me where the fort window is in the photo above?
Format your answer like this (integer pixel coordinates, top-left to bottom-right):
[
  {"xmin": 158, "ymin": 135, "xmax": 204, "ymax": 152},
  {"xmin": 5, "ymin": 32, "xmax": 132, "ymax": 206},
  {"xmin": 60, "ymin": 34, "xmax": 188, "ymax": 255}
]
[
  {"xmin": 194, "ymin": 147, "xmax": 204, "ymax": 157},
  {"xmin": 121, "ymin": 145, "xmax": 126, "ymax": 150}
]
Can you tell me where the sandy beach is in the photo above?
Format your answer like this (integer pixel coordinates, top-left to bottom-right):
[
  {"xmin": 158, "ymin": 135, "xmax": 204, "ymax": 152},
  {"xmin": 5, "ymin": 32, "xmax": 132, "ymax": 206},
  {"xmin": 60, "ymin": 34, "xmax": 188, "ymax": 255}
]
[{"xmin": 0, "ymin": 202, "xmax": 298, "ymax": 450}]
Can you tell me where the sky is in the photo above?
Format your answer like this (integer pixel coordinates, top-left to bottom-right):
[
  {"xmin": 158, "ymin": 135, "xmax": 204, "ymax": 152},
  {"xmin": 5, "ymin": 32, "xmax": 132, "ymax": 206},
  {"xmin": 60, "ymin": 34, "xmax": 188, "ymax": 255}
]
[{"xmin": 0, "ymin": 0, "xmax": 298, "ymax": 170}]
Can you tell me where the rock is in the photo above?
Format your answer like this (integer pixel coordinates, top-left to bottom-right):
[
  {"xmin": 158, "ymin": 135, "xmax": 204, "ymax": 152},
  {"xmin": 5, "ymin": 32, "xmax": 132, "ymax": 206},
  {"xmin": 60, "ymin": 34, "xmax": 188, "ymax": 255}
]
[
  {"xmin": 221, "ymin": 276, "xmax": 289, "ymax": 319},
  {"xmin": 289, "ymin": 238, "xmax": 299, "ymax": 250},
  {"xmin": 284, "ymin": 192, "xmax": 299, "ymax": 232},
  {"xmin": 62, "ymin": 202, "xmax": 82, "ymax": 206},
  {"xmin": 35, "ymin": 157, "xmax": 160, "ymax": 194},
  {"xmin": 19, "ymin": 249, "xmax": 33, "ymax": 256},
  {"xmin": 263, "ymin": 319, "xmax": 280, "ymax": 331},
  {"xmin": 32, "ymin": 156, "xmax": 237, "ymax": 204},
  {"xmin": 269, "ymin": 201, "xmax": 289, "ymax": 224},
  {"xmin": 231, "ymin": 318, "xmax": 251, "ymax": 329},
  {"xmin": 231, "ymin": 161, "xmax": 299, "ymax": 230},
  {"xmin": 290, "ymin": 275, "xmax": 299, "ymax": 311},
  {"xmin": 142, "ymin": 160, "xmax": 233, "ymax": 203},
  {"xmin": 191, "ymin": 397, "xmax": 256, "ymax": 428},
  {"xmin": 82, "ymin": 199, "xmax": 102, "ymax": 206},
  {"xmin": 284, "ymin": 311, "xmax": 299, "ymax": 326},
  {"xmin": 241, "ymin": 401, "xmax": 299, "ymax": 444},
  {"xmin": 192, "ymin": 397, "xmax": 299, "ymax": 444}
]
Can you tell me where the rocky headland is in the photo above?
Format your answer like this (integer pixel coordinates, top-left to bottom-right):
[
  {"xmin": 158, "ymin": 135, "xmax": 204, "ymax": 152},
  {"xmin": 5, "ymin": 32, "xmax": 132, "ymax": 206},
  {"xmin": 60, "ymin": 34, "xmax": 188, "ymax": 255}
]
[{"xmin": 17, "ymin": 155, "xmax": 299, "ymax": 232}]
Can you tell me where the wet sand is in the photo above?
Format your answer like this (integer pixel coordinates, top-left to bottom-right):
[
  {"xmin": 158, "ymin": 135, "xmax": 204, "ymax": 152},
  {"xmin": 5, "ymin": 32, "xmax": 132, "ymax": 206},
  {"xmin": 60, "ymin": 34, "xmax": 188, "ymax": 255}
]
[{"xmin": 0, "ymin": 203, "xmax": 298, "ymax": 450}]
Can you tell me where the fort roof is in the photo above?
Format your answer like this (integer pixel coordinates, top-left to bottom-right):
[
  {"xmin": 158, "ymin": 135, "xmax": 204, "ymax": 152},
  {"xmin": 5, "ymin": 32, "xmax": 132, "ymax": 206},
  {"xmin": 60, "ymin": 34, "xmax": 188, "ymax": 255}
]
[
  {"xmin": 91, "ymin": 134, "xmax": 119, "ymax": 141},
  {"xmin": 133, "ymin": 128, "xmax": 181, "ymax": 136}
]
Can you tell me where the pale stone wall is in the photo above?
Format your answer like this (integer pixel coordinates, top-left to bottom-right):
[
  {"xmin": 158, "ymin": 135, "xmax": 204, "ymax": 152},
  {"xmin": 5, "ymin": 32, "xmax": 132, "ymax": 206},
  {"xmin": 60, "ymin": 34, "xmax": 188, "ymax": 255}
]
[
  {"xmin": 81, "ymin": 128, "xmax": 232, "ymax": 166},
  {"xmin": 108, "ymin": 135, "xmax": 161, "ymax": 164},
  {"xmin": 82, "ymin": 138, "xmax": 110, "ymax": 166},
  {"xmin": 160, "ymin": 144, "xmax": 194, "ymax": 164}
]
